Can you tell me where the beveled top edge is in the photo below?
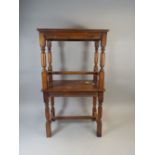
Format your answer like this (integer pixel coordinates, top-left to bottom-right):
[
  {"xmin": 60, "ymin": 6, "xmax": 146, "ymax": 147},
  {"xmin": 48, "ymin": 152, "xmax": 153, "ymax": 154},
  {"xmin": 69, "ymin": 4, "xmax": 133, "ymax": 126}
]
[{"xmin": 37, "ymin": 28, "xmax": 109, "ymax": 32}]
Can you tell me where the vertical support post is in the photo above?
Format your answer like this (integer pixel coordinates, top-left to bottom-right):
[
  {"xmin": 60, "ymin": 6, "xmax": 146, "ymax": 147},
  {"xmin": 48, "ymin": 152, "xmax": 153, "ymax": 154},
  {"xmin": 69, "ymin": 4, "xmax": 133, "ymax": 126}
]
[
  {"xmin": 92, "ymin": 96, "xmax": 97, "ymax": 120},
  {"xmin": 47, "ymin": 41, "xmax": 53, "ymax": 86},
  {"xmin": 92, "ymin": 41, "xmax": 99, "ymax": 121},
  {"xmin": 40, "ymin": 33, "xmax": 51, "ymax": 137},
  {"xmin": 97, "ymin": 34, "xmax": 107, "ymax": 137},
  {"xmin": 39, "ymin": 33, "xmax": 47, "ymax": 90},
  {"xmin": 94, "ymin": 41, "xmax": 99, "ymax": 83},
  {"xmin": 47, "ymin": 41, "xmax": 52, "ymax": 72},
  {"xmin": 43, "ymin": 93, "xmax": 52, "ymax": 137},
  {"xmin": 51, "ymin": 97, "xmax": 55, "ymax": 121},
  {"xmin": 98, "ymin": 37, "xmax": 106, "ymax": 91},
  {"xmin": 97, "ymin": 92, "xmax": 103, "ymax": 137},
  {"xmin": 47, "ymin": 41, "xmax": 55, "ymax": 120}
]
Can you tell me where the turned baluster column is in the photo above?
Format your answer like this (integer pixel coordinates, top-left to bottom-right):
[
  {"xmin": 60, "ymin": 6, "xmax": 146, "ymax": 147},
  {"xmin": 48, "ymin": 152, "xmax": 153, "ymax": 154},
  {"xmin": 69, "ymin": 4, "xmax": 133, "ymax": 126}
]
[
  {"xmin": 47, "ymin": 41, "xmax": 53, "ymax": 88},
  {"xmin": 97, "ymin": 34, "xmax": 107, "ymax": 137},
  {"xmin": 94, "ymin": 41, "xmax": 99, "ymax": 83},
  {"xmin": 92, "ymin": 41, "xmax": 99, "ymax": 120},
  {"xmin": 47, "ymin": 41, "xmax": 55, "ymax": 121},
  {"xmin": 47, "ymin": 41, "xmax": 52, "ymax": 70},
  {"xmin": 39, "ymin": 33, "xmax": 51, "ymax": 137},
  {"xmin": 40, "ymin": 33, "xmax": 48, "ymax": 90}
]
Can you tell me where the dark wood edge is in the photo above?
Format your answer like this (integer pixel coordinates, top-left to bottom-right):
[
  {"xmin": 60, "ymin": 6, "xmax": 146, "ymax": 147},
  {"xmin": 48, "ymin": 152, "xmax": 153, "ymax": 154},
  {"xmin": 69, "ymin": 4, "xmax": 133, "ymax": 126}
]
[
  {"xmin": 37, "ymin": 28, "xmax": 109, "ymax": 32},
  {"xmin": 42, "ymin": 89, "xmax": 99, "ymax": 92},
  {"xmin": 54, "ymin": 115, "xmax": 96, "ymax": 120},
  {"xmin": 48, "ymin": 71, "xmax": 98, "ymax": 75}
]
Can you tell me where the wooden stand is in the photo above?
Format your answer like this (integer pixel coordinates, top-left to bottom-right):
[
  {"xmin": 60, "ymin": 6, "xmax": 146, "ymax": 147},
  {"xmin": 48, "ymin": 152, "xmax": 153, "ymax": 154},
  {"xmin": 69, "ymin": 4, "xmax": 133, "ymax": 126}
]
[{"xmin": 37, "ymin": 29, "xmax": 109, "ymax": 137}]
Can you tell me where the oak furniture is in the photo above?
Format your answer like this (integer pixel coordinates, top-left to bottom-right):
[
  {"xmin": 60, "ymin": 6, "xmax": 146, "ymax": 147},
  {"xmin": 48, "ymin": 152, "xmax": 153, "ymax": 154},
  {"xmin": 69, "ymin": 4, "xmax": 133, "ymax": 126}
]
[{"xmin": 37, "ymin": 28, "xmax": 109, "ymax": 137}]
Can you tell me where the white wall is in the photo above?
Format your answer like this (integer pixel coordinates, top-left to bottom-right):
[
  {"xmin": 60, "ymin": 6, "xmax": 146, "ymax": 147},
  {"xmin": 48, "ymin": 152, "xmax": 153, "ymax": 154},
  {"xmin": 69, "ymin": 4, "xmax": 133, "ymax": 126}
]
[{"xmin": 20, "ymin": 0, "xmax": 134, "ymax": 107}]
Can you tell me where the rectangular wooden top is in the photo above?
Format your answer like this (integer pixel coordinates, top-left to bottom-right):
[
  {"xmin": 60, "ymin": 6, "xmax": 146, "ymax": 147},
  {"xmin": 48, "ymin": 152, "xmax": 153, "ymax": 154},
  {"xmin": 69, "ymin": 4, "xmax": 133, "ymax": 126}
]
[{"xmin": 37, "ymin": 28, "xmax": 109, "ymax": 41}]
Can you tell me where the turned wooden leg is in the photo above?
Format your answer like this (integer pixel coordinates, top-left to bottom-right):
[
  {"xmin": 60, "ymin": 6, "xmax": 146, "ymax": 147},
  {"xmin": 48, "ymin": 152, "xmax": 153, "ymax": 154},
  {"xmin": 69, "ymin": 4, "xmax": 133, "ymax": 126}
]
[
  {"xmin": 97, "ymin": 92, "xmax": 103, "ymax": 137},
  {"xmin": 43, "ymin": 93, "xmax": 52, "ymax": 137},
  {"xmin": 92, "ymin": 96, "xmax": 97, "ymax": 121},
  {"xmin": 51, "ymin": 97, "xmax": 55, "ymax": 121}
]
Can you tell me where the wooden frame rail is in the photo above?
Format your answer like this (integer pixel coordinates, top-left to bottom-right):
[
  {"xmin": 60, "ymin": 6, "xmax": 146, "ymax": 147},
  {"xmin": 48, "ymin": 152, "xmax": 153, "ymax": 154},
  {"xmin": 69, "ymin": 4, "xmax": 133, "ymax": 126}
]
[
  {"xmin": 54, "ymin": 115, "xmax": 96, "ymax": 121},
  {"xmin": 48, "ymin": 71, "xmax": 98, "ymax": 75}
]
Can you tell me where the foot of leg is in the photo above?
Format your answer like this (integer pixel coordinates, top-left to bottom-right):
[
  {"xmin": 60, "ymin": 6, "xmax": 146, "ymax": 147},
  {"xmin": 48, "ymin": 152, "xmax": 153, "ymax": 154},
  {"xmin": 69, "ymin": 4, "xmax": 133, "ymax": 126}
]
[
  {"xmin": 96, "ymin": 93, "xmax": 103, "ymax": 137},
  {"xmin": 46, "ymin": 121, "xmax": 52, "ymax": 137}
]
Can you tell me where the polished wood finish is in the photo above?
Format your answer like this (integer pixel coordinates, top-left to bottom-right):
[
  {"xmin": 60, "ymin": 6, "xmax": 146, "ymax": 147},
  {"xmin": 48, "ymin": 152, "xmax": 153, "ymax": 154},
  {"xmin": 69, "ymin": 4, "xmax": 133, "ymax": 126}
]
[
  {"xmin": 92, "ymin": 41, "xmax": 99, "ymax": 122},
  {"xmin": 47, "ymin": 41, "xmax": 52, "ymax": 72},
  {"xmin": 37, "ymin": 29, "xmax": 109, "ymax": 41},
  {"xmin": 49, "ymin": 71, "xmax": 98, "ymax": 75},
  {"xmin": 92, "ymin": 96, "xmax": 97, "ymax": 121},
  {"xmin": 37, "ymin": 28, "xmax": 109, "ymax": 137},
  {"xmin": 43, "ymin": 92, "xmax": 52, "ymax": 137},
  {"xmin": 94, "ymin": 41, "xmax": 99, "ymax": 83},
  {"xmin": 39, "ymin": 33, "xmax": 48, "ymax": 90},
  {"xmin": 50, "ymin": 97, "xmax": 55, "ymax": 121},
  {"xmin": 55, "ymin": 116, "xmax": 95, "ymax": 120},
  {"xmin": 47, "ymin": 80, "xmax": 98, "ymax": 92},
  {"xmin": 97, "ymin": 35, "xmax": 107, "ymax": 137}
]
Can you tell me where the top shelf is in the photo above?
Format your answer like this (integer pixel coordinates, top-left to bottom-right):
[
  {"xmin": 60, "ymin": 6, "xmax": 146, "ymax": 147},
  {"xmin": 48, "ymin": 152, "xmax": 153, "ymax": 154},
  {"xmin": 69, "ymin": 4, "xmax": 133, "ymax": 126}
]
[{"xmin": 37, "ymin": 28, "xmax": 109, "ymax": 41}]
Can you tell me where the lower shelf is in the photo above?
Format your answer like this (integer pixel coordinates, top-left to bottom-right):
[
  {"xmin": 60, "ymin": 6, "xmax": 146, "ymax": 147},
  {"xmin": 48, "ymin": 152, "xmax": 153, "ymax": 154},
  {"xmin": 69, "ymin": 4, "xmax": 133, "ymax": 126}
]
[{"xmin": 43, "ymin": 80, "xmax": 101, "ymax": 97}]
